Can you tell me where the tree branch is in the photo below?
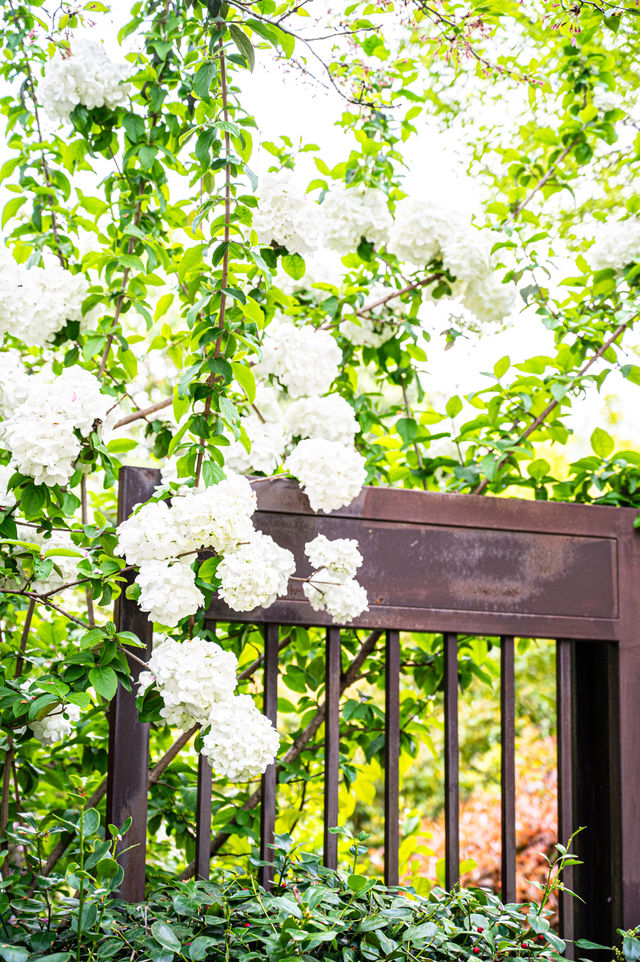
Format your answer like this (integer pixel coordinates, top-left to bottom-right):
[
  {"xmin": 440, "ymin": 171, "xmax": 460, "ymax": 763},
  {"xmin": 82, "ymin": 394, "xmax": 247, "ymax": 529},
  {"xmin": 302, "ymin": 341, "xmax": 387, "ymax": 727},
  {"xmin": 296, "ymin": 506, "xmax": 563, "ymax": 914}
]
[
  {"xmin": 178, "ymin": 628, "xmax": 382, "ymax": 879},
  {"xmin": 113, "ymin": 397, "xmax": 173, "ymax": 429},
  {"xmin": 473, "ymin": 314, "xmax": 636, "ymax": 495}
]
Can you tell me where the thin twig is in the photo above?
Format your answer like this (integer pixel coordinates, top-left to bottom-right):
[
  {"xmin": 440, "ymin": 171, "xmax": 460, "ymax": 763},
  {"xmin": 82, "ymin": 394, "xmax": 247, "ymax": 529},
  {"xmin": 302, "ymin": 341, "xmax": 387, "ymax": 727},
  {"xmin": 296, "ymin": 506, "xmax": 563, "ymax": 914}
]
[
  {"xmin": 15, "ymin": 598, "xmax": 35, "ymax": 679},
  {"xmin": 508, "ymin": 128, "xmax": 587, "ymax": 222},
  {"xmin": 473, "ymin": 315, "xmax": 637, "ymax": 495},
  {"xmin": 81, "ymin": 477, "xmax": 95, "ymax": 627}
]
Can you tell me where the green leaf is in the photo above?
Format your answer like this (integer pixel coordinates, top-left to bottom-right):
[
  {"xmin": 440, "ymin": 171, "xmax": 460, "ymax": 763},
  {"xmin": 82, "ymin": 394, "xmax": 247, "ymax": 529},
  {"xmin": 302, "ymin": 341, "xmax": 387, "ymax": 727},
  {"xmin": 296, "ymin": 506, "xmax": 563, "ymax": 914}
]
[
  {"xmin": 347, "ymin": 873, "xmax": 368, "ymax": 892},
  {"xmin": 188, "ymin": 937, "xmax": 219, "ymax": 961},
  {"xmin": 590, "ymin": 426, "xmax": 614, "ymax": 458},
  {"xmin": 493, "ymin": 355, "xmax": 510, "ymax": 379},
  {"xmin": 151, "ymin": 921, "xmax": 182, "ymax": 952},
  {"xmin": 281, "ymin": 253, "xmax": 305, "ymax": 279},
  {"xmin": 81, "ymin": 808, "xmax": 101, "ymax": 837},
  {"xmin": 193, "ymin": 61, "xmax": 217, "ymax": 100},
  {"xmin": 20, "ymin": 483, "xmax": 46, "ymax": 520},
  {"xmin": 229, "ymin": 24, "xmax": 256, "ymax": 71},
  {"xmin": 445, "ymin": 395, "xmax": 463, "ymax": 418},
  {"xmin": 96, "ymin": 856, "xmax": 119, "ymax": 878},
  {"xmin": 405, "ymin": 921, "xmax": 438, "ymax": 941},
  {"xmin": 0, "ymin": 948, "xmax": 29, "ymax": 962},
  {"xmin": 2, "ymin": 195, "xmax": 27, "ymax": 228},
  {"xmin": 396, "ymin": 417, "xmax": 417, "ymax": 446},
  {"xmin": 231, "ymin": 361, "xmax": 256, "ymax": 404},
  {"xmin": 89, "ymin": 666, "xmax": 118, "ymax": 701}
]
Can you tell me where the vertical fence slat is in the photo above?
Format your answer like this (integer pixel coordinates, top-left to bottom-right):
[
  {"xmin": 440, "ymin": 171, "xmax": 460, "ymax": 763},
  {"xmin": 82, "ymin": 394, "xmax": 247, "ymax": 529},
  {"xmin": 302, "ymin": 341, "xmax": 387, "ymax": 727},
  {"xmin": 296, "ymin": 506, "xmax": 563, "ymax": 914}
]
[
  {"xmin": 557, "ymin": 639, "xmax": 575, "ymax": 955},
  {"xmin": 195, "ymin": 754, "xmax": 212, "ymax": 880},
  {"xmin": 444, "ymin": 633, "xmax": 460, "ymax": 889},
  {"xmin": 324, "ymin": 628, "xmax": 341, "ymax": 870},
  {"xmin": 259, "ymin": 623, "xmax": 279, "ymax": 890},
  {"xmin": 384, "ymin": 629, "xmax": 400, "ymax": 886},
  {"xmin": 106, "ymin": 466, "xmax": 157, "ymax": 902},
  {"xmin": 500, "ymin": 636, "xmax": 516, "ymax": 903}
]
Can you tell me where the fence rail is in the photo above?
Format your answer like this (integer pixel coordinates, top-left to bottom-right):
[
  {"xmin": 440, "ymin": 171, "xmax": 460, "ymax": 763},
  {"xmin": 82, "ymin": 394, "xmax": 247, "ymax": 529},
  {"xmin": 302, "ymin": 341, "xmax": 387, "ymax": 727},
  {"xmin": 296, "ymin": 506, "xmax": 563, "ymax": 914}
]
[{"xmin": 109, "ymin": 466, "xmax": 640, "ymax": 950}]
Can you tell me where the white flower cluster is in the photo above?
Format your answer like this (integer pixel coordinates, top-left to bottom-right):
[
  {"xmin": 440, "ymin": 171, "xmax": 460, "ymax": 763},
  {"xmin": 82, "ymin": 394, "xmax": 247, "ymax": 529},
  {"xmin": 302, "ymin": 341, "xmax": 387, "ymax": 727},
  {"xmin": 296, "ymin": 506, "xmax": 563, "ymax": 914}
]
[
  {"xmin": 138, "ymin": 636, "xmax": 238, "ymax": 729},
  {"xmin": 217, "ymin": 530, "xmax": 295, "ymax": 612},
  {"xmin": 253, "ymin": 177, "xmax": 515, "ymax": 328},
  {"xmin": 253, "ymin": 171, "xmax": 320, "ymax": 256},
  {"xmin": 136, "ymin": 558, "xmax": 205, "ymax": 627},
  {"xmin": 284, "ymin": 439, "xmax": 366, "ymax": 513},
  {"xmin": 227, "ymin": 319, "xmax": 366, "ymax": 513},
  {"xmin": 255, "ymin": 319, "xmax": 341, "ymax": 398},
  {"xmin": 0, "ymin": 360, "xmax": 112, "ymax": 486},
  {"xmin": 39, "ymin": 39, "xmax": 132, "ymax": 123},
  {"xmin": 339, "ymin": 313, "xmax": 395, "ymax": 348},
  {"xmin": 285, "ymin": 394, "xmax": 358, "ymax": 445},
  {"xmin": 589, "ymin": 218, "xmax": 640, "ymax": 273},
  {"xmin": 137, "ymin": 636, "xmax": 280, "ymax": 782},
  {"xmin": 201, "ymin": 695, "xmax": 280, "ymax": 782},
  {"xmin": 254, "ymin": 178, "xmax": 391, "ymax": 259},
  {"xmin": 116, "ymin": 473, "xmax": 295, "ymax": 625},
  {"xmin": 0, "ymin": 249, "xmax": 88, "ymax": 347},
  {"xmin": 0, "ymin": 464, "xmax": 15, "ymax": 508},
  {"xmin": 387, "ymin": 197, "xmax": 516, "ymax": 325},
  {"xmin": 303, "ymin": 534, "xmax": 368, "ymax": 623},
  {"xmin": 20, "ymin": 685, "xmax": 81, "ymax": 745},
  {"xmin": 322, "ymin": 184, "xmax": 392, "ymax": 255}
]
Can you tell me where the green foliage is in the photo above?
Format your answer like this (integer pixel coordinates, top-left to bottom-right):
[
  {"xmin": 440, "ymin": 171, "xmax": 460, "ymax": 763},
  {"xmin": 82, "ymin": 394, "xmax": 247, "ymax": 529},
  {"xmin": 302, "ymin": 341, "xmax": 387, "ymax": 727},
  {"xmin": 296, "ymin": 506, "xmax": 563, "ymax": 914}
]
[{"xmin": 2, "ymin": 831, "xmax": 598, "ymax": 962}]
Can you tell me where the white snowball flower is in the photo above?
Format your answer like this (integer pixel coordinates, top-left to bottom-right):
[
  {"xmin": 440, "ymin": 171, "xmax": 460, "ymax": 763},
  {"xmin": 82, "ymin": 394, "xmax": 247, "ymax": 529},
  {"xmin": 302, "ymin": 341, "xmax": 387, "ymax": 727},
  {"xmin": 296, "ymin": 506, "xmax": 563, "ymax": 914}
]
[
  {"xmin": 38, "ymin": 38, "xmax": 132, "ymax": 122},
  {"xmin": 322, "ymin": 184, "xmax": 392, "ymax": 255},
  {"xmin": 593, "ymin": 87, "xmax": 622, "ymax": 114},
  {"xmin": 137, "ymin": 558, "xmax": 204, "ymax": 627},
  {"xmin": 253, "ymin": 170, "xmax": 320, "ymax": 256},
  {"xmin": 201, "ymin": 694, "xmax": 280, "ymax": 781},
  {"xmin": 0, "ymin": 365, "xmax": 112, "ymax": 486},
  {"xmin": 339, "ymin": 314, "xmax": 395, "ymax": 348},
  {"xmin": 305, "ymin": 534, "xmax": 362, "ymax": 580},
  {"xmin": 461, "ymin": 271, "xmax": 516, "ymax": 325},
  {"xmin": 3, "ymin": 414, "xmax": 80, "ymax": 487},
  {"xmin": 441, "ymin": 226, "xmax": 494, "ymax": 286},
  {"xmin": 589, "ymin": 218, "xmax": 640, "ymax": 273},
  {"xmin": 303, "ymin": 568, "xmax": 369, "ymax": 624},
  {"xmin": 217, "ymin": 530, "xmax": 295, "ymax": 612},
  {"xmin": 0, "ymin": 350, "xmax": 31, "ymax": 419},
  {"xmin": 224, "ymin": 415, "xmax": 289, "ymax": 475},
  {"xmin": 170, "ymin": 473, "xmax": 257, "ymax": 553},
  {"xmin": 0, "ymin": 464, "xmax": 16, "ymax": 508},
  {"xmin": 137, "ymin": 636, "xmax": 238, "ymax": 730},
  {"xmin": 286, "ymin": 394, "xmax": 359, "ymax": 445},
  {"xmin": 284, "ymin": 438, "xmax": 366, "ymax": 512},
  {"xmin": 388, "ymin": 196, "xmax": 466, "ymax": 267},
  {"xmin": 0, "ymin": 249, "xmax": 88, "ymax": 347},
  {"xmin": 28, "ymin": 699, "xmax": 81, "ymax": 746},
  {"xmin": 256, "ymin": 320, "xmax": 341, "ymax": 398},
  {"xmin": 116, "ymin": 499, "xmax": 186, "ymax": 565},
  {"xmin": 253, "ymin": 381, "xmax": 287, "ymax": 423}
]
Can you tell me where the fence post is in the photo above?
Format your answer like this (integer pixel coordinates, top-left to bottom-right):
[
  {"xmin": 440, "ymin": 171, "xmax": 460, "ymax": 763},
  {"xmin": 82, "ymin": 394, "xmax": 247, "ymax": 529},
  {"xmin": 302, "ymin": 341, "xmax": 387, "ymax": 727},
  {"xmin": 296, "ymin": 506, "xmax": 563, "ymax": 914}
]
[
  {"xmin": 571, "ymin": 642, "xmax": 619, "ymax": 946},
  {"xmin": 106, "ymin": 466, "xmax": 159, "ymax": 902}
]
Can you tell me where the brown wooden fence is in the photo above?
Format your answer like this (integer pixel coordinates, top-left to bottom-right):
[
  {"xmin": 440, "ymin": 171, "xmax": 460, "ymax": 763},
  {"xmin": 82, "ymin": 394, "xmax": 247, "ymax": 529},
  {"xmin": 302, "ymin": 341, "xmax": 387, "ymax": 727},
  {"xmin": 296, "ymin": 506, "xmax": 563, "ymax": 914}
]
[{"xmin": 108, "ymin": 465, "xmax": 640, "ymax": 949}]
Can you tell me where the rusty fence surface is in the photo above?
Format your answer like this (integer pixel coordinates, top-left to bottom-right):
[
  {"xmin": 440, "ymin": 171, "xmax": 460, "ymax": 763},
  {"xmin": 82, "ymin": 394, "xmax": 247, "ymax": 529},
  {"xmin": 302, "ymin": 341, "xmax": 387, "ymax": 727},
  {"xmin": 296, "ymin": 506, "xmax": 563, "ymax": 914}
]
[{"xmin": 109, "ymin": 465, "xmax": 640, "ymax": 949}]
